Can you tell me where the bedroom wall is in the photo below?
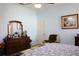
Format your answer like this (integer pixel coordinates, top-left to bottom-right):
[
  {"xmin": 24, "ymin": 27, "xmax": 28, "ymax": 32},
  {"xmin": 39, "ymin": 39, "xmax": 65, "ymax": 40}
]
[
  {"xmin": 36, "ymin": 3, "xmax": 79, "ymax": 45},
  {"xmin": 0, "ymin": 4, "xmax": 37, "ymax": 45},
  {"xmin": 0, "ymin": 4, "xmax": 7, "ymax": 43},
  {"xmin": 1, "ymin": 3, "xmax": 79, "ymax": 45}
]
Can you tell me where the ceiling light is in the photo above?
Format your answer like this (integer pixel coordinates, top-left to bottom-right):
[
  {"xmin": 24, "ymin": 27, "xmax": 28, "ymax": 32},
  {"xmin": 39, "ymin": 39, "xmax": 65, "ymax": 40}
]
[{"xmin": 34, "ymin": 4, "xmax": 42, "ymax": 8}]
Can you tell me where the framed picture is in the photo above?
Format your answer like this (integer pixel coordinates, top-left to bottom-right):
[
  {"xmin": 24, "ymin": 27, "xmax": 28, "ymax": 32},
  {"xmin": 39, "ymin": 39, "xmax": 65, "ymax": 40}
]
[{"xmin": 61, "ymin": 14, "xmax": 78, "ymax": 29}]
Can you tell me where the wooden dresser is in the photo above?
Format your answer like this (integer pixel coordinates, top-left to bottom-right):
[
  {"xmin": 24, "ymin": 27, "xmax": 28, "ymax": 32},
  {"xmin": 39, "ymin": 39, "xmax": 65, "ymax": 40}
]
[
  {"xmin": 4, "ymin": 20, "xmax": 32, "ymax": 55},
  {"xmin": 4, "ymin": 36, "xmax": 31, "ymax": 55},
  {"xmin": 75, "ymin": 36, "xmax": 79, "ymax": 46}
]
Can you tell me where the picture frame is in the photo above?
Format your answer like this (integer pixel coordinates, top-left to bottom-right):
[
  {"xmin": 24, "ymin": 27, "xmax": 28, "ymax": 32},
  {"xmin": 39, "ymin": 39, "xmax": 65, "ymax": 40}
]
[{"xmin": 61, "ymin": 14, "xmax": 78, "ymax": 29}]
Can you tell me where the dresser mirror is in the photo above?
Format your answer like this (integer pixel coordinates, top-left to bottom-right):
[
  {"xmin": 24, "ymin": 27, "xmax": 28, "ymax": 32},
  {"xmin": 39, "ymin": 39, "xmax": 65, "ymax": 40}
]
[{"xmin": 7, "ymin": 20, "xmax": 23, "ymax": 38}]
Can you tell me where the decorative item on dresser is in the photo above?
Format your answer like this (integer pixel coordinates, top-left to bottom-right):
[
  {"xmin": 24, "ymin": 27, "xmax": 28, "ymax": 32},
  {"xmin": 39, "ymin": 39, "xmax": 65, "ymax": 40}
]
[{"xmin": 4, "ymin": 20, "xmax": 32, "ymax": 55}]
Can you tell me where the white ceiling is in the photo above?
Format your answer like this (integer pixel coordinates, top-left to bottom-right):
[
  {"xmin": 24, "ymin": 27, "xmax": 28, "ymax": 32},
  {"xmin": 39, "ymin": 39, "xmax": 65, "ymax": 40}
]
[
  {"xmin": 18, "ymin": 3, "xmax": 79, "ymax": 10},
  {"xmin": 18, "ymin": 3, "xmax": 59, "ymax": 10}
]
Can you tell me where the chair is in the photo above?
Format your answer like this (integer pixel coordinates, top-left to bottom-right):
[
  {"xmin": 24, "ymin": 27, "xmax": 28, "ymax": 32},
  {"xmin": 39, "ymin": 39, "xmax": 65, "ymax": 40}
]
[{"xmin": 44, "ymin": 34, "xmax": 57, "ymax": 43}]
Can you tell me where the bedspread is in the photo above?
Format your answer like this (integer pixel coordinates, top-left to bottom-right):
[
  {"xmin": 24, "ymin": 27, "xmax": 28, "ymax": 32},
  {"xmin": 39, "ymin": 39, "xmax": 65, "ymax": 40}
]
[{"xmin": 21, "ymin": 43, "xmax": 79, "ymax": 56}]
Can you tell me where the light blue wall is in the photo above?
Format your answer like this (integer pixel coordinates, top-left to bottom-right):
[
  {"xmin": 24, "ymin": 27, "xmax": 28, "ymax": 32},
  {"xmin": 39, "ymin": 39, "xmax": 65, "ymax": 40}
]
[
  {"xmin": 36, "ymin": 3, "xmax": 79, "ymax": 45},
  {"xmin": 1, "ymin": 3, "xmax": 79, "ymax": 45},
  {"xmin": 0, "ymin": 4, "xmax": 37, "ymax": 45}
]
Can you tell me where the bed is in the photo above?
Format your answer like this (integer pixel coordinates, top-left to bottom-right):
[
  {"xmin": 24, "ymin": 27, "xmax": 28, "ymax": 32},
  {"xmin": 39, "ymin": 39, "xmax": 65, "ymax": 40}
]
[{"xmin": 20, "ymin": 43, "xmax": 79, "ymax": 56}]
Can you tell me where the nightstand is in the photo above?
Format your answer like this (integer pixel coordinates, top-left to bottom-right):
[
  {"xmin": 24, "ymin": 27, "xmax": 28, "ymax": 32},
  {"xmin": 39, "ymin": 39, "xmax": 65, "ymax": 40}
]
[
  {"xmin": 75, "ymin": 36, "xmax": 79, "ymax": 46},
  {"xmin": 0, "ymin": 43, "xmax": 4, "ymax": 55}
]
